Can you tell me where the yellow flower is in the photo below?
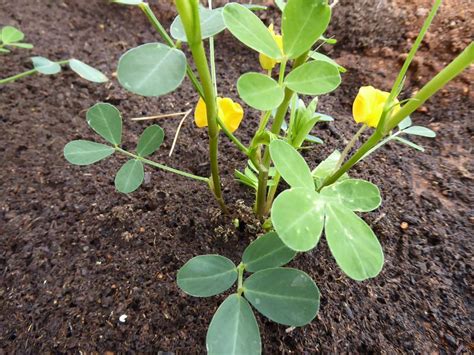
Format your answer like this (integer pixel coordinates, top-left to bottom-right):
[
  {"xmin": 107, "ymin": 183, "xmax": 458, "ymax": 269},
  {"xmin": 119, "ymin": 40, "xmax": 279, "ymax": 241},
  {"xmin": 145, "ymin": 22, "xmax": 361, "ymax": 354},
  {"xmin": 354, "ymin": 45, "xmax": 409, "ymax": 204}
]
[
  {"xmin": 352, "ymin": 86, "xmax": 400, "ymax": 128},
  {"xmin": 194, "ymin": 96, "xmax": 244, "ymax": 133},
  {"xmin": 259, "ymin": 24, "xmax": 284, "ymax": 71}
]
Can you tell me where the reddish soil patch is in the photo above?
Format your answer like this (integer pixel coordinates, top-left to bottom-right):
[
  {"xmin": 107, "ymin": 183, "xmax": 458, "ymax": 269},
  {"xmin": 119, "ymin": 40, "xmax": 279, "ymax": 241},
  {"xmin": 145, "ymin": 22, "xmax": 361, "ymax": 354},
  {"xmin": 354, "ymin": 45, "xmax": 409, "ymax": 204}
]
[{"xmin": 1, "ymin": 0, "xmax": 472, "ymax": 353}]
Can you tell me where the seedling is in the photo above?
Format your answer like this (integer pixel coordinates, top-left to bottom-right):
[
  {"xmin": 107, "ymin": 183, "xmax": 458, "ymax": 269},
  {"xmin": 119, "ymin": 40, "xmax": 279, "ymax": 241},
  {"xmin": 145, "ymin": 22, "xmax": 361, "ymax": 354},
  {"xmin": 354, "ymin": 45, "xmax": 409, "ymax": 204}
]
[
  {"xmin": 0, "ymin": 26, "xmax": 108, "ymax": 85},
  {"xmin": 58, "ymin": 0, "xmax": 473, "ymax": 353}
]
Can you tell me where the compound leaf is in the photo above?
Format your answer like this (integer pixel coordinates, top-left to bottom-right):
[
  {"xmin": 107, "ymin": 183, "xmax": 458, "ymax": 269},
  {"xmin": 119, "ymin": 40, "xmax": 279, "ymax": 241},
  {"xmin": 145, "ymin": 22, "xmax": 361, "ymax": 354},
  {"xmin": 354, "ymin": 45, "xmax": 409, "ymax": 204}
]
[
  {"xmin": 207, "ymin": 294, "xmax": 261, "ymax": 355},
  {"xmin": 64, "ymin": 140, "xmax": 114, "ymax": 165},
  {"xmin": 285, "ymin": 60, "xmax": 341, "ymax": 95},
  {"xmin": 237, "ymin": 73, "xmax": 284, "ymax": 111},
  {"xmin": 177, "ymin": 255, "xmax": 237, "ymax": 297},
  {"xmin": 86, "ymin": 103, "xmax": 122, "ymax": 145},
  {"xmin": 223, "ymin": 3, "xmax": 282, "ymax": 60},
  {"xmin": 269, "ymin": 140, "xmax": 314, "ymax": 190},
  {"xmin": 115, "ymin": 159, "xmax": 144, "ymax": 193},
  {"xmin": 242, "ymin": 232, "xmax": 296, "ymax": 272},
  {"xmin": 117, "ymin": 43, "xmax": 186, "ymax": 97},
  {"xmin": 271, "ymin": 188, "xmax": 325, "ymax": 252},
  {"xmin": 325, "ymin": 203, "xmax": 384, "ymax": 281},
  {"xmin": 31, "ymin": 56, "xmax": 61, "ymax": 75},
  {"xmin": 244, "ymin": 268, "xmax": 320, "ymax": 326}
]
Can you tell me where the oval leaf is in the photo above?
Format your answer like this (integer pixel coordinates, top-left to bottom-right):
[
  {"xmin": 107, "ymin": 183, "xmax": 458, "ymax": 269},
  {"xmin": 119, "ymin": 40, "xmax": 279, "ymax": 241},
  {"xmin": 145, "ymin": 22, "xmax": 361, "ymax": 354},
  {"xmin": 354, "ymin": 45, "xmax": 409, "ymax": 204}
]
[
  {"xmin": 244, "ymin": 268, "xmax": 320, "ymax": 326},
  {"xmin": 171, "ymin": 7, "xmax": 226, "ymax": 42},
  {"xmin": 284, "ymin": 61, "xmax": 341, "ymax": 95},
  {"xmin": 136, "ymin": 125, "xmax": 164, "ymax": 157},
  {"xmin": 31, "ymin": 56, "xmax": 61, "ymax": 75},
  {"xmin": 403, "ymin": 126, "xmax": 436, "ymax": 137},
  {"xmin": 207, "ymin": 294, "xmax": 261, "ymax": 355},
  {"xmin": 117, "ymin": 43, "xmax": 186, "ymax": 97},
  {"xmin": 271, "ymin": 188, "xmax": 325, "ymax": 252},
  {"xmin": 223, "ymin": 3, "xmax": 282, "ymax": 59},
  {"xmin": 64, "ymin": 140, "xmax": 114, "ymax": 165},
  {"xmin": 321, "ymin": 179, "xmax": 381, "ymax": 212},
  {"xmin": 282, "ymin": 0, "xmax": 331, "ymax": 59},
  {"xmin": 69, "ymin": 59, "xmax": 108, "ymax": 83},
  {"xmin": 1, "ymin": 26, "xmax": 24, "ymax": 44},
  {"xmin": 237, "ymin": 73, "xmax": 284, "ymax": 111},
  {"xmin": 177, "ymin": 255, "xmax": 237, "ymax": 297},
  {"xmin": 115, "ymin": 159, "xmax": 144, "ymax": 194},
  {"xmin": 242, "ymin": 232, "xmax": 296, "ymax": 272},
  {"xmin": 269, "ymin": 140, "xmax": 314, "ymax": 189},
  {"xmin": 325, "ymin": 203, "xmax": 384, "ymax": 281},
  {"xmin": 86, "ymin": 103, "xmax": 122, "ymax": 145}
]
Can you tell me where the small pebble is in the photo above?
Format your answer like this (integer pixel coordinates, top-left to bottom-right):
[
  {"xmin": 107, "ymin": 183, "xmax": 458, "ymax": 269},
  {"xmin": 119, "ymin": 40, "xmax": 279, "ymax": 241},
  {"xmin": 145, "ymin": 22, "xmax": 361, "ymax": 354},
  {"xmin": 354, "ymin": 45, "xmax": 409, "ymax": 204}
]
[
  {"xmin": 401, "ymin": 222, "xmax": 409, "ymax": 230},
  {"xmin": 119, "ymin": 314, "xmax": 127, "ymax": 323}
]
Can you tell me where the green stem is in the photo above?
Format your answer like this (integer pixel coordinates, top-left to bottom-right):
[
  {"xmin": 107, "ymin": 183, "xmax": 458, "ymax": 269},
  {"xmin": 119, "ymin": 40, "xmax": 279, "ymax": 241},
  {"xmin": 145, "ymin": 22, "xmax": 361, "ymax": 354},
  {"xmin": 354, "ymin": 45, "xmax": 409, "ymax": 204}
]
[
  {"xmin": 115, "ymin": 147, "xmax": 209, "ymax": 182},
  {"xmin": 237, "ymin": 262, "xmax": 245, "ymax": 295},
  {"xmin": 139, "ymin": 2, "xmax": 205, "ymax": 98},
  {"xmin": 255, "ymin": 54, "xmax": 308, "ymax": 218},
  {"xmin": 335, "ymin": 124, "xmax": 367, "ymax": 170},
  {"xmin": 176, "ymin": 0, "xmax": 226, "ymax": 212},
  {"xmin": 384, "ymin": 42, "xmax": 474, "ymax": 133},
  {"xmin": 377, "ymin": 0, "xmax": 441, "ymax": 133},
  {"xmin": 0, "ymin": 60, "xmax": 70, "ymax": 85}
]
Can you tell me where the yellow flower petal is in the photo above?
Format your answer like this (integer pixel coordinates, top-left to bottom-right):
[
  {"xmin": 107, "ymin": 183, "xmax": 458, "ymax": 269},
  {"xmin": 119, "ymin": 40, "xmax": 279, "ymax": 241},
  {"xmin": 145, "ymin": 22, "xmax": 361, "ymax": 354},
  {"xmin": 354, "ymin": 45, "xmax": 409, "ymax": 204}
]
[
  {"xmin": 259, "ymin": 24, "xmax": 283, "ymax": 71},
  {"xmin": 218, "ymin": 97, "xmax": 244, "ymax": 133},
  {"xmin": 352, "ymin": 86, "xmax": 395, "ymax": 128},
  {"xmin": 194, "ymin": 96, "xmax": 208, "ymax": 128},
  {"xmin": 195, "ymin": 97, "xmax": 244, "ymax": 133}
]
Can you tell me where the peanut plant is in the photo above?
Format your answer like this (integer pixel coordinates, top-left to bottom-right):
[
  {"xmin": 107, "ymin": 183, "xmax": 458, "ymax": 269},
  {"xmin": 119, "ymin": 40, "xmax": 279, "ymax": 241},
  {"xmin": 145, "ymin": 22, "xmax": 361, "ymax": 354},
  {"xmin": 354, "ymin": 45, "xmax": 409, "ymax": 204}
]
[
  {"xmin": 0, "ymin": 25, "xmax": 108, "ymax": 85},
  {"xmin": 60, "ymin": 0, "xmax": 473, "ymax": 353}
]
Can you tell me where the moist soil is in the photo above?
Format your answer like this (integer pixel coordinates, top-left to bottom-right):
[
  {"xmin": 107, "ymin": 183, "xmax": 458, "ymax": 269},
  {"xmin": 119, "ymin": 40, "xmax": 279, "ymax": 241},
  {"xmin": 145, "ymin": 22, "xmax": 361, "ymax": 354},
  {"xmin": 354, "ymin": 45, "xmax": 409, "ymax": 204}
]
[{"xmin": 1, "ymin": 0, "xmax": 473, "ymax": 353}]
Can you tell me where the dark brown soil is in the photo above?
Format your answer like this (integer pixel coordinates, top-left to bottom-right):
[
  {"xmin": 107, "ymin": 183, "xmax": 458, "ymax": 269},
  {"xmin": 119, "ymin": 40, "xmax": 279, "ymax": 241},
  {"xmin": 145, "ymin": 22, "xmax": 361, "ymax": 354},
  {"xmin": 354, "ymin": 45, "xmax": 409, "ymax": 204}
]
[{"xmin": 1, "ymin": 0, "xmax": 472, "ymax": 353}]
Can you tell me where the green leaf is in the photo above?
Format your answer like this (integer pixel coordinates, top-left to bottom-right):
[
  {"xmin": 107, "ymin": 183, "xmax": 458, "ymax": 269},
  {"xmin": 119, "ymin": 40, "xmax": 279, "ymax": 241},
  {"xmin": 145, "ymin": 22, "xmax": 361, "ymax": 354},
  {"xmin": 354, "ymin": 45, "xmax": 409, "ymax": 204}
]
[
  {"xmin": 110, "ymin": 0, "xmax": 143, "ymax": 5},
  {"xmin": 117, "ymin": 43, "xmax": 186, "ymax": 97},
  {"xmin": 86, "ymin": 103, "xmax": 122, "ymax": 145},
  {"xmin": 271, "ymin": 188, "xmax": 325, "ymax": 252},
  {"xmin": 403, "ymin": 126, "xmax": 436, "ymax": 138},
  {"xmin": 69, "ymin": 59, "xmax": 108, "ymax": 83},
  {"xmin": 223, "ymin": 3, "xmax": 282, "ymax": 59},
  {"xmin": 394, "ymin": 136, "xmax": 425, "ymax": 152},
  {"xmin": 177, "ymin": 255, "xmax": 237, "ymax": 297},
  {"xmin": 9, "ymin": 42, "xmax": 33, "ymax": 49},
  {"xmin": 285, "ymin": 60, "xmax": 341, "ymax": 95},
  {"xmin": 136, "ymin": 125, "xmax": 164, "ymax": 157},
  {"xmin": 1, "ymin": 26, "xmax": 24, "ymax": 44},
  {"xmin": 309, "ymin": 51, "xmax": 347, "ymax": 73},
  {"xmin": 325, "ymin": 203, "xmax": 384, "ymax": 281},
  {"xmin": 398, "ymin": 116, "xmax": 412, "ymax": 130},
  {"xmin": 0, "ymin": 48, "xmax": 10, "ymax": 53},
  {"xmin": 275, "ymin": 0, "xmax": 287, "ymax": 11},
  {"xmin": 242, "ymin": 232, "xmax": 296, "ymax": 272},
  {"xmin": 282, "ymin": 0, "xmax": 331, "ymax": 59},
  {"xmin": 244, "ymin": 268, "xmax": 320, "ymax": 326},
  {"xmin": 207, "ymin": 294, "xmax": 261, "ymax": 355},
  {"xmin": 321, "ymin": 179, "xmax": 381, "ymax": 212},
  {"xmin": 171, "ymin": 7, "xmax": 226, "ymax": 42},
  {"xmin": 31, "ymin": 56, "xmax": 61, "ymax": 75},
  {"xmin": 114, "ymin": 159, "xmax": 144, "ymax": 193},
  {"xmin": 64, "ymin": 140, "xmax": 114, "ymax": 165},
  {"xmin": 312, "ymin": 150, "xmax": 349, "ymax": 189},
  {"xmin": 269, "ymin": 140, "xmax": 314, "ymax": 189},
  {"xmin": 237, "ymin": 73, "xmax": 284, "ymax": 111}
]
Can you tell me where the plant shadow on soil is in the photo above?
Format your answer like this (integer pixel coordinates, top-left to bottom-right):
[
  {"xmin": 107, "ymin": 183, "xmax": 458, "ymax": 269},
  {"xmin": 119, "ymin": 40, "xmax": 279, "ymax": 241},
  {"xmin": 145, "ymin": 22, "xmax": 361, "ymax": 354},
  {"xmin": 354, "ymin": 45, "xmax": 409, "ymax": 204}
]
[{"xmin": 0, "ymin": 0, "xmax": 472, "ymax": 353}]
